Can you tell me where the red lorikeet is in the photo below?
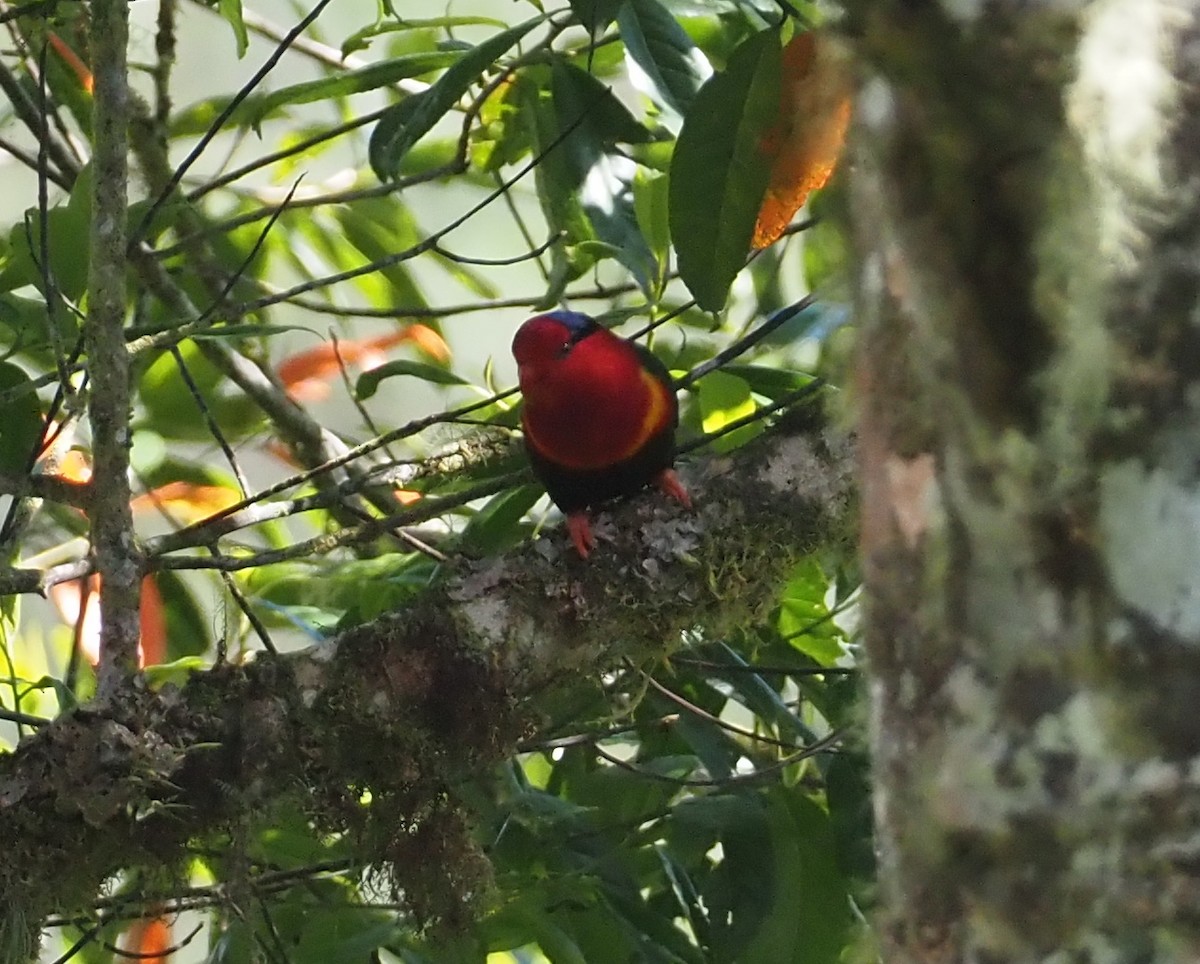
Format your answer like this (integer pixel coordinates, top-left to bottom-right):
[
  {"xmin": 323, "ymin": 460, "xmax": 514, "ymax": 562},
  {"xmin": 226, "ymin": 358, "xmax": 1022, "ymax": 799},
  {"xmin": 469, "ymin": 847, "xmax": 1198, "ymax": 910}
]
[{"xmin": 512, "ymin": 311, "xmax": 691, "ymax": 557}]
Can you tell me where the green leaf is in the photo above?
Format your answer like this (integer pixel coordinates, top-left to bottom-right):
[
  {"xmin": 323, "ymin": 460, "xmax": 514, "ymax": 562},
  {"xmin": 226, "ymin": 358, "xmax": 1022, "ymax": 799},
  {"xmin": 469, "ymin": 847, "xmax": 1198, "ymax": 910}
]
[
  {"xmin": 460, "ymin": 484, "xmax": 542, "ymax": 554},
  {"xmin": 157, "ymin": 571, "xmax": 211, "ymax": 660},
  {"xmin": 470, "ymin": 71, "xmax": 536, "ymax": 172},
  {"xmin": 669, "ymin": 28, "xmax": 780, "ymax": 312},
  {"xmin": 777, "ymin": 558, "xmax": 843, "ymax": 665},
  {"xmin": 0, "ymin": 361, "xmax": 43, "ymax": 475},
  {"xmin": 712, "ymin": 642, "xmax": 817, "ymax": 744},
  {"xmin": 682, "ymin": 794, "xmax": 773, "ymax": 959},
  {"xmin": 551, "ymin": 60, "xmax": 657, "ymax": 291},
  {"xmin": 171, "ymin": 52, "xmax": 458, "ymax": 135},
  {"xmin": 617, "ymin": 0, "xmax": 711, "ymax": 116},
  {"xmin": 251, "ymin": 52, "xmax": 458, "ymax": 123},
  {"xmin": 553, "ymin": 61, "xmax": 652, "ymax": 146},
  {"xmin": 633, "ymin": 169, "xmax": 670, "ymax": 295},
  {"xmin": 370, "ymin": 15, "xmax": 547, "ymax": 180},
  {"xmin": 218, "ymin": 0, "xmax": 249, "ymax": 57},
  {"xmin": 0, "ymin": 203, "xmax": 91, "ymax": 300},
  {"xmin": 721, "ymin": 364, "xmax": 815, "ymax": 400},
  {"xmin": 802, "ymin": 197, "xmax": 851, "ymax": 293},
  {"xmin": 737, "ymin": 790, "xmax": 852, "ymax": 964},
  {"xmin": 569, "ymin": 0, "xmax": 624, "ymax": 37},
  {"xmin": 189, "ymin": 323, "xmax": 317, "ymax": 340},
  {"xmin": 332, "ymin": 201, "xmax": 427, "ymax": 307},
  {"xmin": 292, "ymin": 908, "xmax": 398, "ymax": 964},
  {"xmin": 342, "ymin": 16, "xmax": 507, "ymax": 57},
  {"xmin": 825, "ymin": 750, "xmax": 876, "ymax": 884},
  {"xmin": 141, "ymin": 656, "xmax": 208, "ymax": 690},
  {"xmin": 521, "ymin": 74, "xmax": 598, "ymax": 299},
  {"xmin": 0, "ymin": 294, "xmax": 70, "ymax": 360},
  {"xmin": 138, "ymin": 342, "xmax": 263, "ymax": 441},
  {"xmin": 356, "ymin": 360, "xmax": 469, "ymax": 399},
  {"xmin": 697, "ymin": 370, "xmax": 759, "ymax": 453}
]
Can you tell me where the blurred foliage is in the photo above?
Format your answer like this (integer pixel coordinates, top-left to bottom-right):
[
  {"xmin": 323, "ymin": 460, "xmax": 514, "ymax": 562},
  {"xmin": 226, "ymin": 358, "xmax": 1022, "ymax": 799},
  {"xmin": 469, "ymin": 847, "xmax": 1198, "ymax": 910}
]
[{"xmin": 0, "ymin": 0, "xmax": 864, "ymax": 960}]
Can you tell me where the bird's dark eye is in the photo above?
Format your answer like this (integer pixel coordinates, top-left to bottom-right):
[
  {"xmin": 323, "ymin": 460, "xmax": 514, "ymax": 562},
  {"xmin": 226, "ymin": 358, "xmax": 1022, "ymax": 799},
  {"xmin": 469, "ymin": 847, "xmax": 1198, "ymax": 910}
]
[{"xmin": 556, "ymin": 341, "xmax": 572, "ymax": 359}]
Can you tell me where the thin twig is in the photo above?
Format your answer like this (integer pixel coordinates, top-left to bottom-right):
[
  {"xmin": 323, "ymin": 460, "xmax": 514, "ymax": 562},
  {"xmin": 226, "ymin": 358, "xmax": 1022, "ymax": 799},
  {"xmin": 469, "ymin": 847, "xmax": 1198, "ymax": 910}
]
[
  {"xmin": 142, "ymin": 390, "xmax": 516, "ymax": 555},
  {"xmin": 149, "ymin": 473, "xmax": 521, "ymax": 572},
  {"xmin": 592, "ymin": 727, "xmax": 844, "ymax": 788},
  {"xmin": 228, "ymin": 105, "xmax": 591, "ymax": 317},
  {"xmin": 101, "ymin": 921, "xmax": 204, "ymax": 960},
  {"xmin": 128, "ymin": 0, "xmax": 338, "ymax": 249},
  {"xmin": 0, "ymin": 134, "xmax": 70, "ymax": 187}
]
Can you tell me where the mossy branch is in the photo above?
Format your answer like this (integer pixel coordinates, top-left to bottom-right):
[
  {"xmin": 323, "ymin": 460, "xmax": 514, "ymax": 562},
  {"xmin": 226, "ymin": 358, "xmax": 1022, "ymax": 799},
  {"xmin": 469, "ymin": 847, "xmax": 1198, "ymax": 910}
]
[{"xmin": 0, "ymin": 410, "xmax": 854, "ymax": 943}]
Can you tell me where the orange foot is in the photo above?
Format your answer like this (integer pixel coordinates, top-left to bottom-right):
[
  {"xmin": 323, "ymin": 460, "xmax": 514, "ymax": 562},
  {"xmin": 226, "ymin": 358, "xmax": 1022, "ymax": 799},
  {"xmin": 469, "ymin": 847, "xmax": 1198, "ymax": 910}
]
[
  {"xmin": 654, "ymin": 469, "xmax": 692, "ymax": 510},
  {"xmin": 566, "ymin": 511, "xmax": 596, "ymax": 559}
]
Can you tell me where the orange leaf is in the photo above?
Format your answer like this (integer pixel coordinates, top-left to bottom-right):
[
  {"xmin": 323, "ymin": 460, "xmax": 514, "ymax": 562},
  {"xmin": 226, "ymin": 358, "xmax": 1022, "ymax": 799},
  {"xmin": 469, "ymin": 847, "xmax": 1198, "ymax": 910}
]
[
  {"xmin": 47, "ymin": 32, "xmax": 94, "ymax": 95},
  {"xmin": 131, "ymin": 481, "xmax": 241, "ymax": 524},
  {"xmin": 139, "ymin": 574, "xmax": 167, "ymax": 668},
  {"xmin": 50, "ymin": 574, "xmax": 102, "ymax": 667},
  {"xmin": 55, "ymin": 449, "xmax": 93, "ymax": 484},
  {"xmin": 264, "ymin": 439, "xmax": 302, "ymax": 468},
  {"xmin": 277, "ymin": 326, "xmax": 451, "ymax": 401},
  {"xmin": 36, "ymin": 419, "xmax": 91, "ymax": 484},
  {"xmin": 122, "ymin": 913, "xmax": 172, "ymax": 964},
  {"xmin": 51, "ymin": 574, "xmax": 166, "ymax": 669},
  {"xmin": 400, "ymin": 323, "xmax": 452, "ymax": 364},
  {"xmin": 395, "ymin": 488, "xmax": 421, "ymax": 506},
  {"xmin": 752, "ymin": 32, "xmax": 852, "ymax": 249}
]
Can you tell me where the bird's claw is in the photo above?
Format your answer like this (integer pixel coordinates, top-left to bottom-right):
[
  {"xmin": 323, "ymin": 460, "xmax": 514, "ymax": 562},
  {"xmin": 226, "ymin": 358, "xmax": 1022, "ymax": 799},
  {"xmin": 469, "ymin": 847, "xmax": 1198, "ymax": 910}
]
[
  {"xmin": 567, "ymin": 512, "xmax": 596, "ymax": 558},
  {"xmin": 654, "ymin": 469, "xmax": 692, "ymax": 510}
]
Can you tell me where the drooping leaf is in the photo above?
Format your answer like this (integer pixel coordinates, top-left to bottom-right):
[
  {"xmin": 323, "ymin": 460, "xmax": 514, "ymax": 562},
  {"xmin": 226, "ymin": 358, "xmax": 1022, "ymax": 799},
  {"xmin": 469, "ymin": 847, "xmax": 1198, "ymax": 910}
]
[
  {"xmin": 0, "ymin": 361, "xmax": 44, "ymax": 475},
  {"xmin": 617, "ymin": 0, "xmax": 712, "ymax": 116},
  {"xmin": 669, "ymin": 28, "xmax": 781, "ymax": 311},
  {"xmin": 569, "ymin": 0, "xmax": 624, "ymax": 37},
  {"xmin": 43, "ymin": 32, "xmax": 94, "ymax": 135},
  {"xmin": 278, "ymin": 328, "xmax": 449, "ymax": 402},
  {"xmin": 736, "ymin": 790, "xmax": 853, "ymax": 964},
  {"xmin": 47, "ymin": 32, "xmax": 93, "ymax": 94},
  {"xmin": 171, "ymin": 52, "xmax": 459, "ymax": 136},
  {"xmin": 553, "ymin": 61, "xmax": 653, "ymax": 147},
  {"xmin": 218, "ymin": 0, "xmax": 249, "ymax": 57},
  {"xmin": 130, "ymin": 481, "xmax": 242, "ymax": 524},
  {"xmin": 633, "ymin": 169, "xmax": 671, "ymax": 296},
  {"xmin": 356, "ymin": 359, "xmax": 471, "ymax": 398},
  {"xmin": 521, "ymin": 70, "xmax": 599, "ymax": 301},
  {"xmin": 252, "ymin": 51, "xmax": 458, "ymax": 124},
  {"xmin": 370, "ymin": 16, "xmax": 546, "ymax": 180},
  {"xmin": 551, "ymin": 60, "xmax": 657, "ymax": 291},
  {"xmin": 752, "ymin": 32, "xmax": 853, "ymax": 249},
  {"xmin": 118, "ymin": 915, "xmax": 172, "ymax": 964}
]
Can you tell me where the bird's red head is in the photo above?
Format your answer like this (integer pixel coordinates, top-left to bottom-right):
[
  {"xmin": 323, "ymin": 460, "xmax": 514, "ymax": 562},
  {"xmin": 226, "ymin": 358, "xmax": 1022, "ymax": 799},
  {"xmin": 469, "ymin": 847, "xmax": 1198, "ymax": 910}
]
[{"xmin": 511, "ymin": 311, "xmax": 598, "ymax": 388}]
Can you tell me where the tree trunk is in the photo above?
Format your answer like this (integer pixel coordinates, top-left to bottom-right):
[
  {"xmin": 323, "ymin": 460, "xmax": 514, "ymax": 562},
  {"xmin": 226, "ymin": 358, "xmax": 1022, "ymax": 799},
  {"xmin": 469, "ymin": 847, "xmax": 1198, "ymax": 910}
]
[{"xmin": 848, "ymin": 0, "xmax": 1200, "ymax": 958}]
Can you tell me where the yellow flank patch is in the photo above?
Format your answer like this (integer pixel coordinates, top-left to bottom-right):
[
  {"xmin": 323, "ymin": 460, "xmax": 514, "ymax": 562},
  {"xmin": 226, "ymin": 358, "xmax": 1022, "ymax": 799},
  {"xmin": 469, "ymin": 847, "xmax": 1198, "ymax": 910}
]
[{"xmin": 609, "ymin": 368, "xmax": 671, "ymax": 463}]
